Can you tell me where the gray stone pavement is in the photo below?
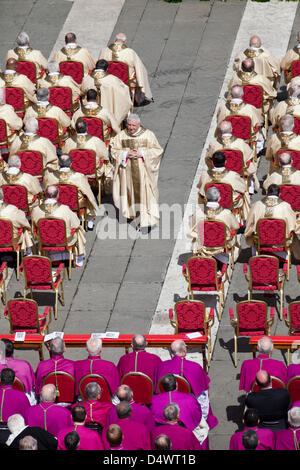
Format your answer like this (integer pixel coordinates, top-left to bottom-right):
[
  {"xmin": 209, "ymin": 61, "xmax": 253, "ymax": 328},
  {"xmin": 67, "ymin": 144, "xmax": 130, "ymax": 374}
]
[{"xmin": 1, "ymin": 0, "xmax": 300, "ymax": 452}]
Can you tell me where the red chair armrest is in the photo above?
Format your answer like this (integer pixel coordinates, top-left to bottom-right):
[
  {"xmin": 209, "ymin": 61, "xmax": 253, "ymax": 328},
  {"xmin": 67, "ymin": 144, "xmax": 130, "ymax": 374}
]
[
  {"xmin": 209, "ymin": 307, "xmax": 214, "ymax": 320},
  {"xmin": 282, "ymin": 262, "xmax": 288, "ymax": 275},
  {"xmin": 270, "ymin": 307, "xmax": 275, "ymax": 319},
  {"xmin": 54, "ymin": 263, "xmax": 65, "ymax": 278},
  {"xmin": 182, "ymin": 264, "xmax": 187, "ymax": 275},
  {"xmin": 220, "ymin": 263, "xmax": 227, "ymax": 276},
  {"xmin": 17, "ymin": 227, "xmax": 23, "ymax": 236},
  {"xmin": 243, "ymin": 264, "xmax": 248, "ymax": 274},
  {"xmin": 283, "ymin": 307, "xmax": 288, "ymax": 320},
  {"xmin": 0, "ymin": 261, "xmax": 7, "ymax": 273},
  {"xmin": 230, "ymin": 230, "xmax": 236, "ymax": 239},
  {"xmin": 169, "ymin": 308, "xmax": 173, "ymax": 320},
  {"xmin": 229, "ymin": 308, "xmax": 235, "ymax": 321},
  {"xmin": 39, "ymin": 306, "xmax": 51, "ymax": 319},
  {"xmin": 70, "ymin": 228, "xmax": 77, "ymax": 236},
  {"xmin": 297, "ymin": 265, "xmax": 300, "ymax": 278},
  {"xmin": 3, "ymin": 306, "xmax": 8, "ymax": 318}
]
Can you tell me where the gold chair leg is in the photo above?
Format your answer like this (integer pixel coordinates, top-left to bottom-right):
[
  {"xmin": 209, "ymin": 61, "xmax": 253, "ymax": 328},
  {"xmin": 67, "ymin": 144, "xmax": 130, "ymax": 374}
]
[
  {"xmin": 98, "ymin": 180, "xmax": 101, "ymax": 207},
  {"xmin": 16, "ymin": 250, "xmax": 20, "ymax": 281},
  {"xmin": 280, "ymin": 289, "xmax": 284, "ymax": 320},
  {"xmin": 60, "ymin": 283, "xmax": 65, "ymax": 306},
  {"xmin": 234, "ymin": 334, "xmax": 238, "ymax": 368},
  {"xmin": 218, "ymin": 293, "xmax": 222, "ymax": 321}
]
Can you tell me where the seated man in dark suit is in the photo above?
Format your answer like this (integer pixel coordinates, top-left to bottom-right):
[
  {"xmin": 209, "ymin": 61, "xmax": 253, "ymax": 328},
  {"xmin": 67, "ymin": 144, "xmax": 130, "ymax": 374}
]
[{"xmin": 245, "ymin": 370, "xmax": 290, "ymax": 431}]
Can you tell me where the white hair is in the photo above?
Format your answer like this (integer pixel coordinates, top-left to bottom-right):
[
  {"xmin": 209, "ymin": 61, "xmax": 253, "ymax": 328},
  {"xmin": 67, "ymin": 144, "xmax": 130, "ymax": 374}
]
[
  {"xmin": 36, "ymin": 87, "xmax": 50, "ymax": 101},
  {"xmin": 257, "ymin": 336, "xmax": 273, "ymax": 354},
  {"xmin": 231, "ymin": 85, "xmax": 244, "ymax": 98},
  {"xmin": 7, "ymin": 414, "xmax": 25, "ymax": 434},
  {"xmin": 16, "ymin": 32, "xmax": 30, "ymax": 46},
  {"xmin": 115, "ymin": 33, "xmax": 127, "ymax": 42},
  {"xmin": 47, "ymin": 61, "xmax": 60, "ymax": 74},
  {"xmin": 206, "ymin": 186, "xmax": 220, "ymax": 202},
  {"xmin": 127, "ymin": 113, "xmax": 140, "ymax": 123},
  {"xmin": 170, "ymin": 339, "xmax": 186, "ymax": 356},
  {"xmin": 25, "ymin": 117, "xmax": 39, "ymax": 134},
  {"xmin": 288, "ymin": 407, "xmax": 300, "ymax": 427},
  {"xmin": 86, "ymin": 337, "xmax": 102, "ymax": 355},
  {"xmin": 8, "ymin": 155, "xmax": 21, "ymax": 168},
  {"xmin": 281, "ymin": 114, "xmax": 294, "ymax": 132},
  {"xmin": 219, "ymin": 120, "xmax": 232, "ymax": 134}
]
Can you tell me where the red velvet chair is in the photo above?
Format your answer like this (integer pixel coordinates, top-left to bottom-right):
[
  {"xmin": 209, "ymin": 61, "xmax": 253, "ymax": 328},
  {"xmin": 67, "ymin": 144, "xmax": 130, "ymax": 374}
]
[
  {"xmin": 0, "ymin": 262, "xmax": 8, "ymax": 317},
  {"xmin": 4, "ymin": 298, "xmax": 52, "ymax": 359},
  {"xmin": 287, "ymin": 376, "xmax": 300, "ymax": 405},
  {"xmin": 283, "ymin": 298, "xmax": 300, "ymax": 364},
  {"xmin": 243, "ymin": 255, "xmax": 287, "ymax": 320},
  {"xmin": 2, "ymin": 184, "xmax": 31, "ymax": 217},
  {"xmin": 169, "ymin": 300, "xmax": 214, "ymax": 365},
  {"xmin": 69, "ymin": 149, "xmax": 102, "ymax": 206},
  {"xmin": 0, "ymin": 376, "xmax": 25, "ymax": 392},
  {"xmin": 229, "ymin": 300, "xmax": 275, "ymax": 367},
  {"xmin": 293, "ymin": 116, "xmax": 300, "ymax": 135},
  {"xmin": 157, "ymin": 374, "xmax": 191, "ymax": 394},
  {"xmin": 37, "ymin": 117, "xmax": 60, "ymax": 147},
  {"xmin": 251, "ymin": 376, "xmax": 285, "ymax": 392},
  {"xmin": 204, "ymin": 181, "xmax": 242, "ymax": 221},
  {"xmin": 255, "ymin": 218, "xmax": 292, "ymax": 280},
  {"xmin": 291, "ymin": 60, "xmax": 300, "ymax": 80},
  {"xmin": 196, "ymin": 219, "xmax": 237, "ymax": 280},
  {"xmin": 5, "ymin": 87, "xmax": 25, "ymax": 117},
  {"xmin": 0, "ymin": 219, "xmax": 24, "ymax": 280},
  {"xmin": 21, "ymin": 255, "xmax": 65, "ymax": 320},
  {"xmin": 107, "ymin": 60, "xmax": 135, "ymax": 105},
  {"xmin": 80, "ymin": 116, "xmax": 104, "ymax": 141},
  {"xmin": 121, "ymin": 372, "xmax": 153, "ymax": 405},
  {"xmin": 35, "ymin": 218, "xmax": 76, "ymax": 280},
  {"xmin": 0, "ymin": 119, "xmax": 8, "ymax": 154},
  {"xmin": 78, "ymin": 374, "xmax": 111, "ymax": 402},
  {"xmin": 54, "ymin": 183, "xmax": 87, "ymax": 230},
  {"xmin": 182, "ymin": 256, "xmax": 227, "ymax": 321},
  {"xmin": 42, "ymin": 371, "xmax": 75, "ymax": 403},
  {"xmin": 59, "ymin": 61, "xmax": 84, "ymax": 85},
  {"xmin": 49, "ymin": 86, "xmax": 74, "ymax": 116},
  {"xmin": 279, "ymin": 184, "xmax": 300, "ymax": 214},
  {"xmin": 17, "ymin": 61, "xmax": 37, "ymax": 84},
  {"xmin": 17, "ymin": 150, "xmax": 44, "ymax": 181},
  {"xmin": 275, "ymin": 149, "xmax": 300, "ymax": 171},
  {"xmin": 225, "ymin": 115, "xmax": 252, "ymax": 143},
  {"xmin": 242, "ymin": 84, "xmax": 263, "ymax": 110},
  {"xmin": 221, "ymin": 149, "xmax": 246, "ymax": 177}
]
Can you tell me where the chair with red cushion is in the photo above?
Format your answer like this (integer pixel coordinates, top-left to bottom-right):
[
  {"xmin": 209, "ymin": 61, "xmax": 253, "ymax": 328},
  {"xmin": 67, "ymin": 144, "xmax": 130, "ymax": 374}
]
[
  {"xmin": 283, "ymin": 298, "xmax": 300, "ymax": 365},
  {"xmin": 42, "ymin": 371, "xmax": 75, "ymax": 403},
  {"xmin": 287, "ymin": 376, "xmax": 300, "ymax": 405},
  {"xmin": 3, "ymin": 298, "xmax": 52, "ymax": 359},
  {"xmin": 59, "ymin": 61, "xmax": 84, "ymax": 85},
  {"xmin": 275, "ymin": 149, "xmax": 300, "ymax": 171},
  {"xmin": 229, "ymin": 300, "xmax": 275, "ymax": 367},
  {"xmin": 21, "ymin": 255, "xmax": 65, "ymax": 321},
  {"xmin": 204, "ymin": 181, "xmax": 242, "ymax": 221},
  {"xmin": 182, "ymin": 256, "xmax": 227, "ymax": 321},
  {"xmin": 243, "ymin": 255, "xmax": 287, "ymax": 320},
  {"xmin": 80, "ymin": 116, "xmax": 104, "ymax": 141},
  {"xmin": 0, "ymin": 376, "xmax": 25, "ymax": 392},
  {"xmin": 37, "ymin": 117, "xmax": 60, "ymax": 147},
  {"xmin": 251, "ymin": 376, "xmax": 285, "ymax": 392},
  {"xmin": 2, "ymin": 184, "xmax": 31, "ymax": 217},
  {"xmin": 0, "ymin": 262, "xmax": 8, "ymax": 317},
  {"xmin": 49, "ymin": 86, "xmax": 74, "ymax": 116},
  {"xmin": 69, "ymin": 149, "xmax": 102, "ymax": 206},
  {"xmin": 291, "ymin": 60, "xmax": 300, "ymax": 80},
  {"xmin": 196, "ymin": 219, "xmax": 237, "ymax": 280},
  {"xmin": 279, "ymin": 184, "xmax": 300, "ymax": 215},
  {"xmin": 255, "ymin": 218, "xmax": 292, "ymax": 280},
  {"xmin": 54, "ymin": 183, "xmax": 87, "ymax": 230},
  {"xmin": 157, "ymin": 374, "xmax": 191, "ymax": 394},
  {"xmin": 293, "ymin": 116, "xmax": 300, "ymax": 135},
  {"xmin": 17, "ymin": 150, "xmax": 44, "ymax": 181},
  {"xmin": 0, "ymin": 119, "xmax": 8, "ymax": 155},
  {"xmin": 221, "ymin": 149, "xmax": 246, "ymax": 178},
  {"xmin": 242, "ymin": 84, "xmax": 263, "ymax": 110},
  {"xmin": 225, "ymin": 115, "xmax": 252, "ymax": 143},
  {"xmin": 107, "ymin": 61, "xmax": 135, "ymax": 106},
  {"xmin": 0, "ymin": 219, "xmax": 24, "ymax": 280},
  {"xmin": 169, "ymin": 300, "xmax": 214, "ymax": 366},
  {"xmin": 121, "ymin": 372, "xmax": 153, "ymax": 405},
  {"xmin": 35, "ymin": 218, "xmax": 76, "ymax": 280},
  {"xmin": 78, "ymin": 374, "xmax": 111, "ymax": 402},
  {"xmin": 5, "ymin": 87, "xmax": 25, "ymax": 118},
  {"xmin": 17, "ymin": 61, "xmax": 37, "ymax": 84}
]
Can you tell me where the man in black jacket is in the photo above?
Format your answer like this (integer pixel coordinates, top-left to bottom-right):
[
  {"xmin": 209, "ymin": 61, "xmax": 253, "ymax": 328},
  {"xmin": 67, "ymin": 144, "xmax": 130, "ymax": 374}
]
[{"xmin": 245, "ymin": 370, "xmax": 290, "ymax": 431}]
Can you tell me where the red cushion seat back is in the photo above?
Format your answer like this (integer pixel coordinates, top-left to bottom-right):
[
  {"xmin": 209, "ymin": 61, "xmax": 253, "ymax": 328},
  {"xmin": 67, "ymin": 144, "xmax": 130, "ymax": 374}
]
[
  {"xmin": 17, "ymin": 61, "xmax": 36, "ymax": 84},
  {"xmin": 55, "ymin": 184, "xmax": 78, "ymax": 212},
  {"xmin": 59, "ymin": 61, "xmax": 84, "ymax": 84},
  {"xmin": 279, "ymin": 185, "xmax": 300, "ymax": 212},
  {"xmin": 291, "ymin": 61, "xmax": 300, "ymax": 79},
  {"xmin": 49, "ymin": 87, "xmax": 73, "ymax": 113},
  {"xmin": 293, "ymin": 116, "xmax": 300, "ymax": 135},
  {"xmin": 17, "ymin": 150, "xmax": 43, "ymax": 178},
  {"xmin": 175, "ymin": 301, "xmax": 205, "ymax": 334},
  {"xmin": 121, "ymin": 373, "xmax": 153, "ymax": 404},
  {"xmin": 23, "ymin": 256, "xmax": 52, "ymax": 287},
  {"xmin": 69, "ymin": 149, "xmax": 96, "ymax": 176},
  {"xmin": 37, "ymin": 118, "xmax": 59, "ymax": 143},
  {"xmin": 199, "ymin": 220, "xmax": 226, "ymax": 248},
  {"xmin": 242, "ymin": 84, "xmax": 263, "ymax": 109},
  {"xmin": 0, "ymin": 119, "xmax": 8, "ymax": 145},
  {"xmin": 222, "ymin": 149, "xmax": 244, "ymax": 175},
  {"xmin": 225, "ymin": 115, "xmax": 251, "ymax": 140},
  {"xmin": 79, "ymin": 374, "xmax": 111, "ymax": 402},
  {"xmin": 249, "ymin": 256, "xmax": 278, "ymax": 288},
  {"xmin": 158, "ymin": 375, "xmax": 191, "ymax": 394},
  {"xmin": 236, "ymin": 301, "xmax": 267, "ymax": 333},
  {"xmin": 37, "ymin": 218, "xmax": 67, "ymax": 247},
  {"xmin": 7, "ymin": 299, "xmax": 39, "ymax": 332},
  {"xmin": 287, "ymin": 376, "xmax": 300, "ymax": 404},
  {"xmin": 5, "ymin": 87, "xmax": 24, "ymax": 115},
  {"xmin": 81, "ymin": 117, "xmax": 104, "ymax": 141},
  {"xmin": 257, "ymin": 218, "xmax": 286, "ymax": 247},
  {"xmin": 107, "ymin": 61, "xmax": 129, "ymax": 85},
  {"xmin": 289, "ymin": 303, "xmax": 300, "ymax": 331},
  {"xmin": 0, "ymin": 219, "xmax": 14, "ymax": 246},
  {"xmin": 43, "ymin": 372, "xmax": 75, "ymax": 403},
  {"xmin": 187, "ymin": 257, "xmax": 217, "ymax": 288},
  {"xmin": 252, "ymin": 376, "xmax": 286, "ymax": 393},
  {"xmin": 205, "ymin": 182, "xmax": 233, "ymax": 209},
  {"xmin": 2, "ymin": 185, "xmax": 28, "ymax": 212}
]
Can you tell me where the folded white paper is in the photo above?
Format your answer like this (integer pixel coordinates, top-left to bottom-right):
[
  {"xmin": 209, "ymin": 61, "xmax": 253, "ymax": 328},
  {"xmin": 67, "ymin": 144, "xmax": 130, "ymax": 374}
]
[
  {"xmin": 185, "ymin": 332, "xmax": 202, "ymax": 339},
  {"xmin": 14, "ymin": 332, "xmax": 26, "ymax": 342}
]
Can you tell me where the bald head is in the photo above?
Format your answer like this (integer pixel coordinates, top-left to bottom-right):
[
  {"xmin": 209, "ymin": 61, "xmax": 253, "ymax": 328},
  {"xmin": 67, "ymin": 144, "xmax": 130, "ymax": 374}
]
[
  {"xmin": 40, "ymin": 384, "xmax": 57, "ymax": 402},
  {"xmin": 116, "ymin": 384, "xmax": 133, "ymax": 402},
  {"xmin": 256, "ymin": 370, "xmax": 271, "ymax": 389},
  {"xmin": 170, "ymin": 339, "xmax": 187, "ymax": 357},
  {"xmin": 86, "ymin": 337, "xmax": 102, "ymax": 356},
  {"xmin": 249, "ymin": 35, "xmax": 262, "ymax": 48},
  {"xmin": 242, "ymin": 58, "xmax": 255, "ymax": 72},
  {"xmin": 131, "ymin": 334, "xmax": 147, "ymax": 351},
  {"xmin": 116, "ymin": 401, "xmax": 132, "ymax": 419},
  {"xmin": 231, "ymin": 85, "xmax": 244, "ymax": 99},
  {"xmin": 7, "ymin": 155, "xmax": 21, "ymax": 168},
  {"xmin": 6, "ymin": 58, "xmax": 18, "ymax": 71},
  {"xmin": 45, "ymin": 185, "xmax": 59, "ymax": 200},
  {"xmin": 278, "ymin": 152, "xmax": 292, "ymax": 167},
  {"xmin": 219, "ymin": 120, "xmax": 232, "ymax": 135}
]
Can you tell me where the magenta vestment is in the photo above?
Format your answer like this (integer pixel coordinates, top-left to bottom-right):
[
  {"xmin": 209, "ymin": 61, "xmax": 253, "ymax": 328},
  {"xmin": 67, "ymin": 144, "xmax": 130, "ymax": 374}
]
[
  {"xmin": 0, "ymin": 385, "xmax": 31, "ymax": 421},
  {"xmin": 103, "ymin": 417, "xmax": 151, "ymax": 450},
  {"xmin": 239, "ymin": 354, "xmax": 287, "ymax": 392},
  {"xmin": 72, "ymin": 400, "xmax": 113, "ymax": 427},
  {"xmin": 150, "ymin": 422, "xmax": 202, "ymax": 450},
  {"xmin": 106, "ymin": 399, "xmax": 156, "ymax": 431},
  {"xmin": 287, "ymin": 364, "xmax": 300, "ymax": 382},
  {"xmin": 150, "ymin": 390, "xmax": 202, "ymax": 431},
  {"xmin": 25, "ymin": 402, "xmax": 73, "ymax": 437},
  {"xmin": 0, "ymin": 358, "xmax": 35, "ymax": 393},
  {"xmin": 229, "ymin": 426, "xmax": 275, "ymax": 450},
  {"xmin": 275, "ymin": 427, "xmax": 300, "ymax": 450},
  {"xmin": 117, "ymin": 350, "xmax": 162, "ymax": 382},
  {"xmin": 35, "ymin": 354, "xmax": 75, "ymax": 395},
  {"xmin": 57, "ymin": 423, "xmax": 104, "ymax": 450},
  {"xmin": 74, "ymin": 355, "xmax": 120, "ymax": 396}
]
